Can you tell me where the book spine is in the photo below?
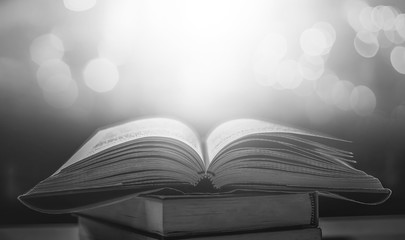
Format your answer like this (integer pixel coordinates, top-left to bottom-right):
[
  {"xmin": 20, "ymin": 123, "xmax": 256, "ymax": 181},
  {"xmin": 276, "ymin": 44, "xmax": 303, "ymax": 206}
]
[
  {"xmin": 193, "ymin": 174, "xmax": 218, "ymax": 192},
  {"xmin": 310, "ymin": 192, "xmax": 319, "ymax": 227}
]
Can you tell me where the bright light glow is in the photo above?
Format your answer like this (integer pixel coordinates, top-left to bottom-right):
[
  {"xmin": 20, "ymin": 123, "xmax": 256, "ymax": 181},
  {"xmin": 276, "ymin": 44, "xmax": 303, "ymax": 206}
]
[
  {"xmin": 102, "ymin": 1, "xmax": 137, "ymax": 38},
  {"xmin": 390, "ymin": 46, "xmax": 405, "ymax": 74},
  {"xmin": 178, "ymin": 60, "xmax": 233, "ymax": 107},
  {"xmin": 354, "ymin": 31, "xmax": 379, "ymax": 58},
  {"xmin": 30, "ymin": 34, "xmax": 64, "ymax": 65},
  {"xmin": 300, "ymin": 28, "xmax": 328, "ymax": 56},
  {"xmin": 101, "ymin": 1, "xmax": 140, "ymax": 64},
  {"xmin": 331, "ymin": 80, "xmax": 354, "ymax": 111},
  {"xmin": 178, "ymin": 0, "xmax": 251, "ymax": 41},
  {"xmin": 84, "ymin": 58, "xmax": 119, "ymax": 93},
  {"xmin": 276, "ymin": 59, "xmax": 302, "ymax": 89},
  {"xmin": 255, "ymin": 33, "xmax": 288, "ymax": 62},
  {"xmin": 180, "ymin": 69, "xmax": 213, "ymax": 105},
  {"xmin": 298, "ymin": 54, "xmax": 324, "ymax": 81},
  {"xmin": 182, "ymin": 0, "xmax": 231, "ymax": 38},
  {"xmin": 350, "ymin": 85, "xmax": 376, "ymax": 116},
  {"xmin": 91, "ymin": 0, "xmax": 345, "ymax": 111},
  {"xmin": 101, "ymin": 0, "xmax": 249, "ymax": 57},
  {"xmin": 254, "ymin": 32, "xmax": 288, "ymax": 87},
  {"xmin": 98, "ymin": 38, "xmax": 132, "ymax": 66},
  {"xmin": 43, "ymin": 79, "xmax": 78, "ymax": 108},
  {"xmin": 253, "ymin": 59, "xmax": 278, "ymax": 87},
  {"xmin": 63, "ymin": 0, "xmax": 96, "ymax": 12},
  {"xmin": 36, "ymin": 59, "xmax": 71, "ymax": 88}
]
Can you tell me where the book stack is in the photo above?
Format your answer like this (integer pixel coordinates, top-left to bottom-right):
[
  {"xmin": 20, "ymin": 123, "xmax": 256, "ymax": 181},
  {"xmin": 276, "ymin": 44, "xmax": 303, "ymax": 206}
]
[
  {"xmin": 77, "ymin": 192, "xmax": 321, "ymax": 240},
  {"xmin": 18, "ymin": 118, "xmax": 391, "ymax": 240}
]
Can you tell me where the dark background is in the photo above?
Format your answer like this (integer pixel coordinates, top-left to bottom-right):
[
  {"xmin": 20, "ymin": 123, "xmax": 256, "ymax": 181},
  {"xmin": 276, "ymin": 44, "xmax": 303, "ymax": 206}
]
[{"xmin": 1, "ymin": 0, "xmax": 405, "ymax": 224}]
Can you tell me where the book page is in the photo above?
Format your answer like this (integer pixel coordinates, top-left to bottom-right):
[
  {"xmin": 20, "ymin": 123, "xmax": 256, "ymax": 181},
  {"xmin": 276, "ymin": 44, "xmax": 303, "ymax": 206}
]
[
  {"xmin": 206, "ymin": 119, "xmax": 335, "ymax": 161},
  {"xmin": 53, "ymin": 118, "xmax": 203, "ymax": 175}
]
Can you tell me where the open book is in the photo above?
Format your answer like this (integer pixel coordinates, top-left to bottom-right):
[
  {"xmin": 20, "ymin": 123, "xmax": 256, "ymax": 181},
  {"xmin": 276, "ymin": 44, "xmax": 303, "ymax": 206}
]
[{"xmin": 19, "ymin": 118, "xmax": 391, "ymax": 212}]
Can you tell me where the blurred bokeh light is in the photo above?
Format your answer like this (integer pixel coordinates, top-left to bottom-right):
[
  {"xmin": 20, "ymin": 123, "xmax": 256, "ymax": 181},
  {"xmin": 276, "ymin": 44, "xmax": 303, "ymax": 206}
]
[
  {"xmin": 30, "ymin": 34, "xmax": 65, "ymax": 65},
  {"xmin": 84, "ymin": 58, "xmax": 119, "ymax": 93},
  {"xmin": 390, "ymin": 46, "xmax": 405, "ymax": 74}
]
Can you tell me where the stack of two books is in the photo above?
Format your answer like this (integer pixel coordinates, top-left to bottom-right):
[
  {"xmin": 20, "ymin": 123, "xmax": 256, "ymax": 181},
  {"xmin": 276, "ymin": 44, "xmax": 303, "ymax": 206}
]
[{"xmin": 77, "ymin": 191, "xmax": 321, "ymax": 240}]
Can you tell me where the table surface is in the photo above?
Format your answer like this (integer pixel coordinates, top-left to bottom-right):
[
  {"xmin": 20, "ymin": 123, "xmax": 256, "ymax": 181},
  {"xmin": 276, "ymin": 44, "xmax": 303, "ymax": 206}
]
[{"xmin": 1, "ymin": 215, "xmax": 404, "ymax": 240}]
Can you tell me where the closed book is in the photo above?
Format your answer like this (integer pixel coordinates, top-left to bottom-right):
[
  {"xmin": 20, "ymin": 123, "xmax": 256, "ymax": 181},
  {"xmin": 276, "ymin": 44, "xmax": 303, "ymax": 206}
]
[
  {"xmin": 77, "ymin": 191, "xmax": 318, "ymax": 237},
  {"xmin": 78, "ymin": 215, "xmax": 322, "ymax": 240}
]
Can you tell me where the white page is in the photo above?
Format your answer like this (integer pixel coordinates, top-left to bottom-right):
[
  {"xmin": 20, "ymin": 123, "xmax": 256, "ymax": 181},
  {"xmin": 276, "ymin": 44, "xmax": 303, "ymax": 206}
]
[
  {"xmin": 206, "ymin": 119, "xmax": 336, "ymax": 162},
  {"xmin": 53, "ymin": 118, "xmax": 203, "ymax": 175}
]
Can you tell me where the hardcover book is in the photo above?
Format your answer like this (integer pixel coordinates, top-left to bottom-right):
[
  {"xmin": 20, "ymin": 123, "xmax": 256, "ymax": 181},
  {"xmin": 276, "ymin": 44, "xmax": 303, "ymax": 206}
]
[
  {"xmin": 19, "ymin": 118, "xmax": 391, "ymax": 212},
  {"xmin": 77, "ymin": 191, "xmax": 318, "ymax": 236},
  {"xmin": 78, "ymin": 215, "xmax": 322, "ymax": 240}
]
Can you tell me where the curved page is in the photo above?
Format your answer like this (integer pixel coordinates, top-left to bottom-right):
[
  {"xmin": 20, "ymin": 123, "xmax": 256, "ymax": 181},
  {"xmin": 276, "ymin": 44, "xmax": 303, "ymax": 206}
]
[
  {"xmin": 53, "ymin": 118, "xmax": 203, "ymax": 175},
  {"xmin": 206, "ymin": 119, "xmax": 343, "ymax": 162}
]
